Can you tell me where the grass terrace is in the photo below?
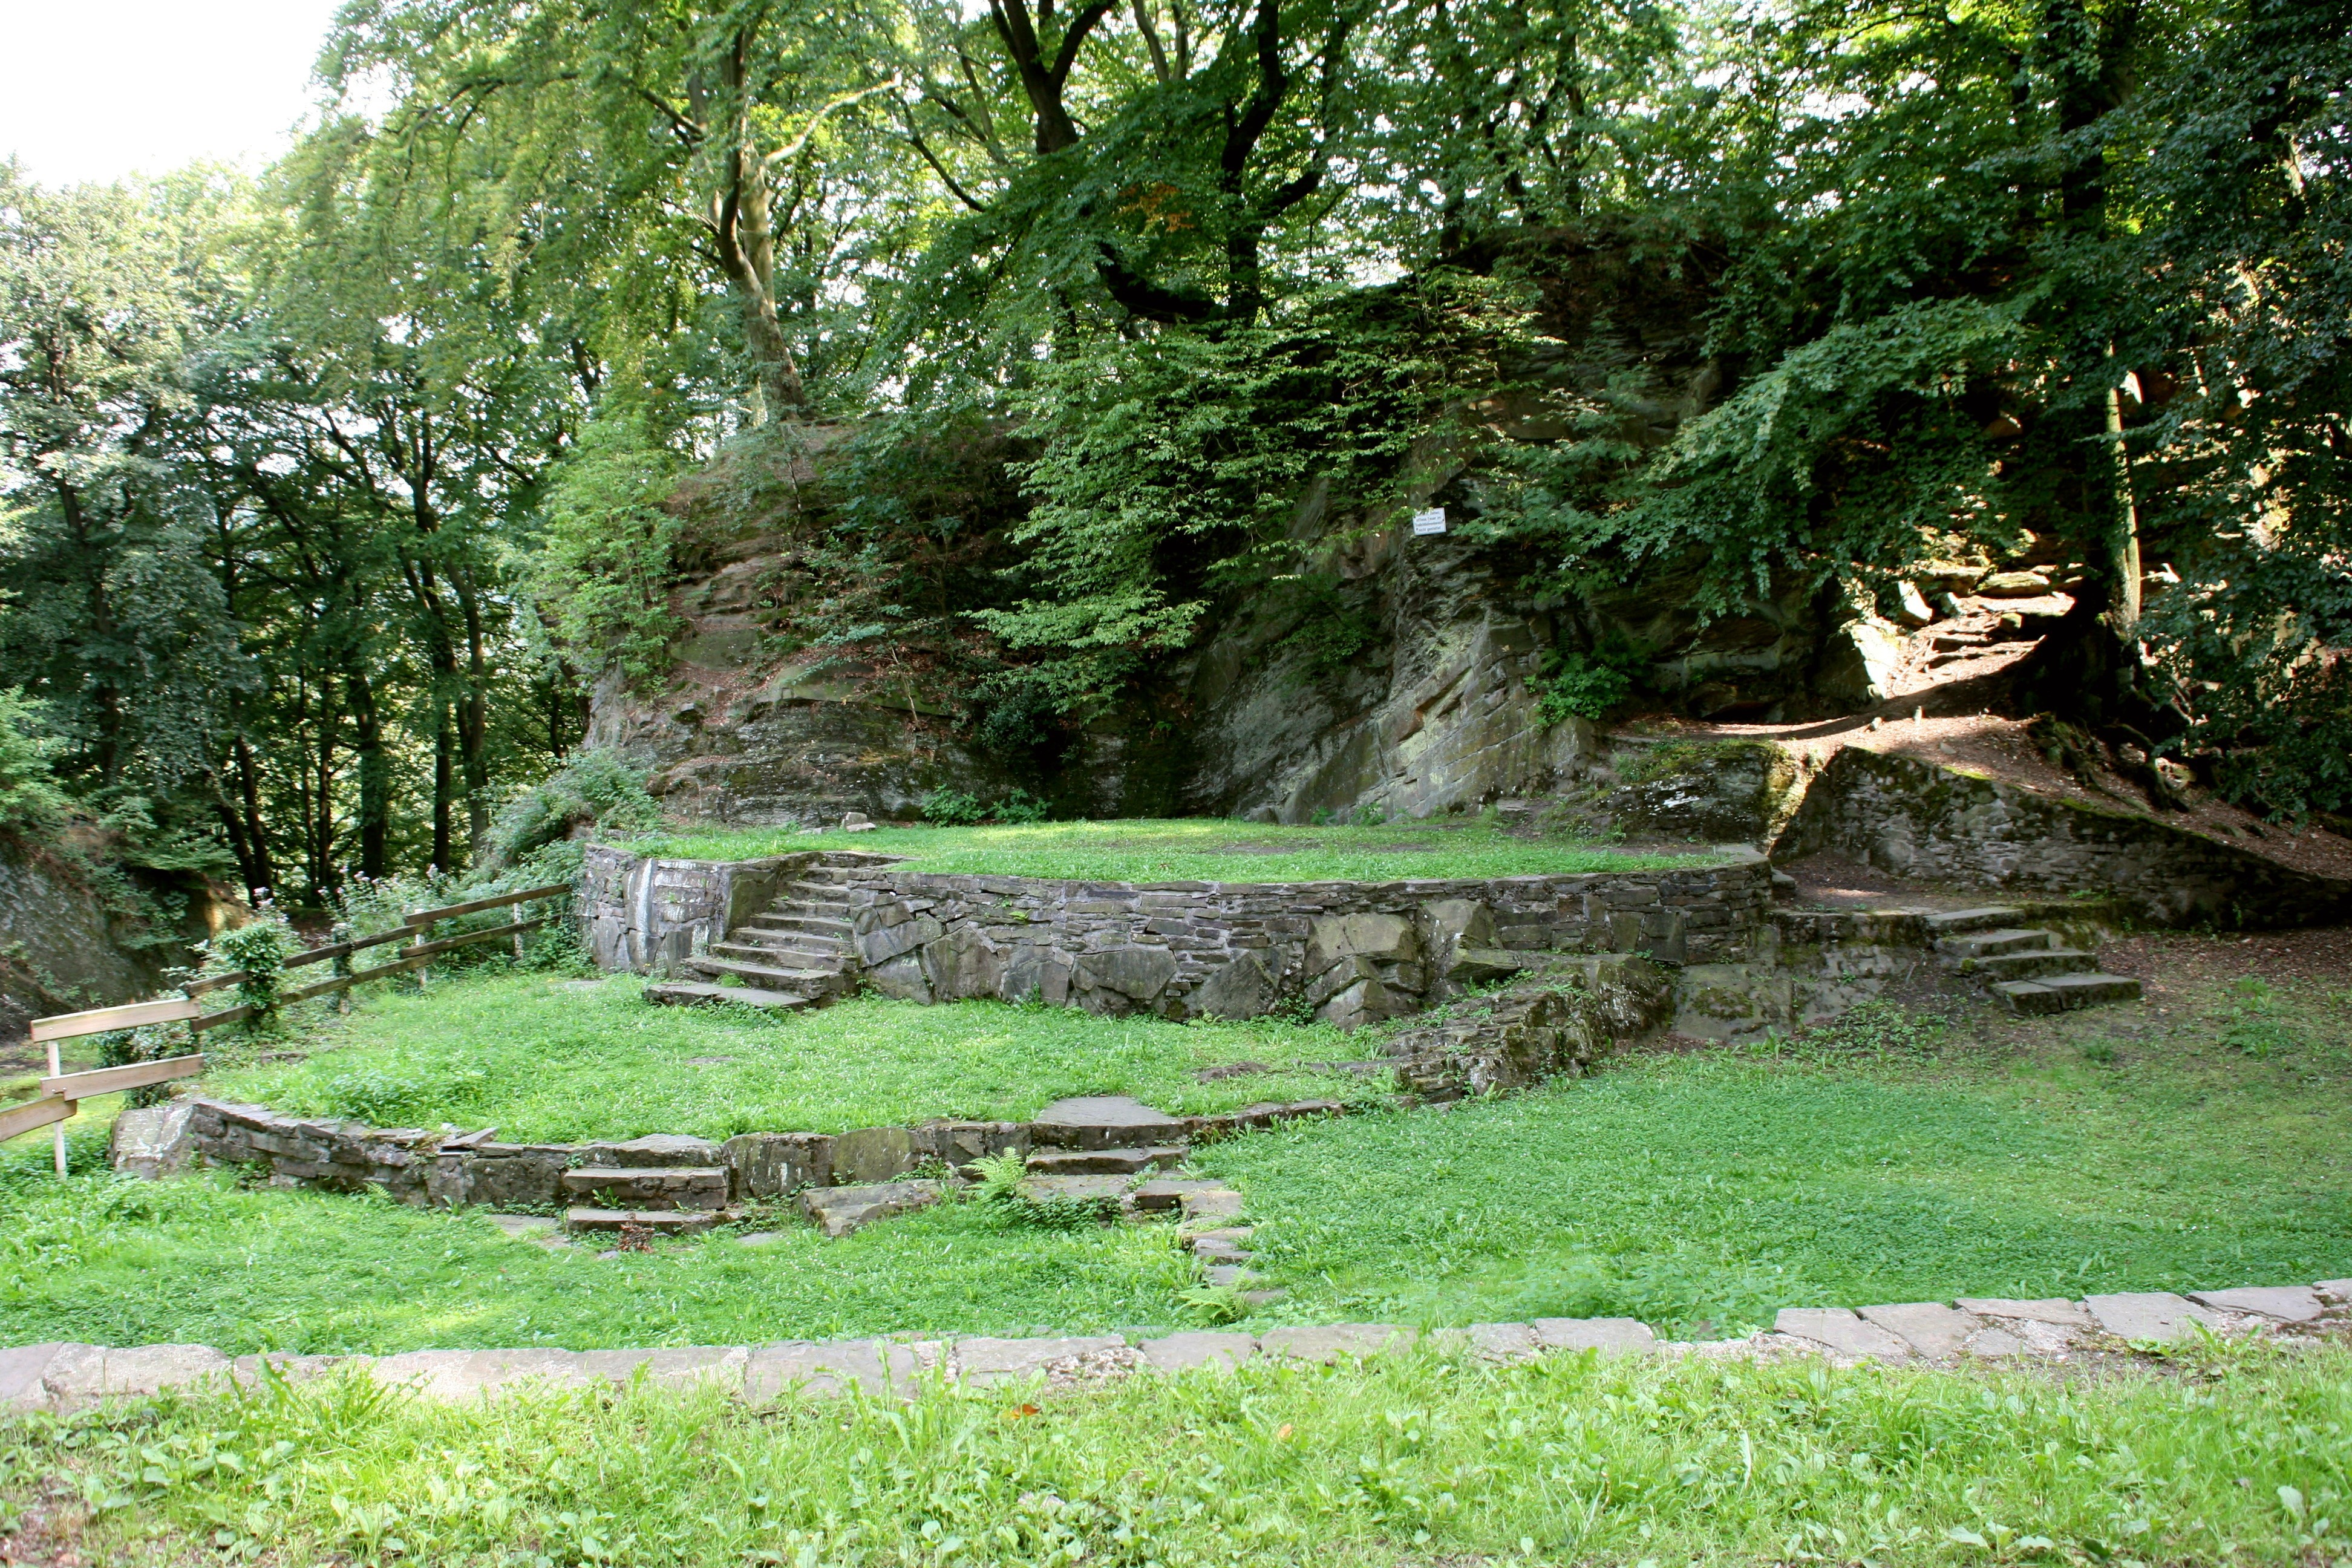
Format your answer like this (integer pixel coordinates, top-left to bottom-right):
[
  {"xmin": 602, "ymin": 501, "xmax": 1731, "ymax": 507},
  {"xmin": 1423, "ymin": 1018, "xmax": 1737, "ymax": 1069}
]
[
  {"xmin": 8, "ymin": 958, "xmax": 2349, "ymax": 1356},
  {"xmin": 620, "ymin": 816, "xmax": 1717, "ymax": 883},
  {"xmin": 198, "ymin": 975, "xmax": 1385, "ymax": 1142}
]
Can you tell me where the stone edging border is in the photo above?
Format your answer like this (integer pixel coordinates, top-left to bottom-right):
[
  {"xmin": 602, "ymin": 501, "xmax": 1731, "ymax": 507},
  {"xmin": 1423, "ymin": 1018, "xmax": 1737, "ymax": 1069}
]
[{"xmin": 10, "ymin": 1279, "xmax": 2346, "ymax": 1415}]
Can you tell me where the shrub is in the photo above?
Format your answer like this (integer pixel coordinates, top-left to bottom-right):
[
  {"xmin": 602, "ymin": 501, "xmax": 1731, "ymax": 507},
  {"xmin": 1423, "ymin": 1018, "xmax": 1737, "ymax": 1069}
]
[
  {"xmin": 206, "ymin": 918, "xmax": 297, "ymax": 1030},
  {"xmin": 1534, "ymin": 635, "xmax": 1649, "ymax": 724},
  {"xmin": 0, "ymin": 688, "xmax": 68, "ymax": 833},
  {"xmin": 920, "ymin": 788, "xmax": 986, "ymax": 826},
  {"xmin": 483, "ymin": 750, "xmax": 662, "ymax": 869}
]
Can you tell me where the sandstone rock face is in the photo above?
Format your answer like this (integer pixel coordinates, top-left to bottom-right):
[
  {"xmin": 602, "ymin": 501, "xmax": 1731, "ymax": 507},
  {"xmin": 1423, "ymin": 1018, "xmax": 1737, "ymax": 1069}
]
[
  {"xmin": 1772, "ymin": 748, "xmax": 2352, "ymax": 928},
  {"xmin": 0, "ymin": 840, "xmax": 228, "ymax": 1044}
]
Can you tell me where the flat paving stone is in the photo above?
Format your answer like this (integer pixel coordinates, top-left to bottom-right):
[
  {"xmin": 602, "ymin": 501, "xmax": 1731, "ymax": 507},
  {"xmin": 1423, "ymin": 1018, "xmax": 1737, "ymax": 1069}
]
[
  {"xmin": 735, "ymin": 1231, "xmax": 786, "ymax": 1247},
  {"xmin": 1858, "ymin": 1302, "xmax": 1982, "ymax": 1360},
  {"xmin": 578, "ymin": 1346, "xmax": 750, "ymax": 1393},
  {"xmin": 2189, "ymin": 1285, "xmax": 2324, "ymax": 1322},
  {"xmin": 1016, "ymin": 1174, "xmax": 1129, "ymax": 1207},
  {"xmin": 1258, "ymin": 1324, "xmax": 1416, "ymax": 1363},
  {"xmin": 2318, "ymin": 1279, "xmax": 2352, "ymax": 1302},
  {"xmin": 2084, "ymin": 1292, "xmax": 2220, "ymax": 1342},
  {"xmin": 746, "ymin": 1339, "xmax": 894, "ymax": 1400},
  {"xmin": 1137, "ymin": 1331, "xmax": 1257, "ymax": 1373},
  {"xmin": 1955, "ymin": 1296, "xmax": 2096, "ymax": 1330},
  {"xmin": 1773, "ymin": 1308, "xmax": 1912, "ymax": 1361},
  {"xmin": 954, "ymin": 1336, "xmax": 1129, "ymax": 1384},
  {"xmin": 1462, "ymin": 1322, "xmax": 1538, "ymax": 1359},
  {"xmin": 0, "ymin": 1343, "xmax": 82, "ymax": 1411},
  {"xmin": 1960, "ymin": 1325, "xmax": 2029, "ymax": 1358},
  {"xmin": 1530, "ymin": 1318, "xmax": 1659, "ymax": 1356}
]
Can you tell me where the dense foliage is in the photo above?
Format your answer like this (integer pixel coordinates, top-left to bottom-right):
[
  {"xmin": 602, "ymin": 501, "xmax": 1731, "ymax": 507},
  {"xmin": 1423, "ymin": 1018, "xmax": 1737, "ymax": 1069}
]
[{"xmin": 2, "ymin": 0, "xmax": 2347, "ymax": 904}]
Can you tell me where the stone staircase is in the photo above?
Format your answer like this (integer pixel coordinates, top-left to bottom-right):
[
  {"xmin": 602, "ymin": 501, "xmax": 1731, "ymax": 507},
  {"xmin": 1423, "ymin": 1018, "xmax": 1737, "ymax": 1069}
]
[
  {"xmin": 645, "ymin": 851, "xmax": 899, "ymax": 1013},
  {"xmin": 1926, "ymin": 907, "xmax": 2141, "ymax": 1015}
]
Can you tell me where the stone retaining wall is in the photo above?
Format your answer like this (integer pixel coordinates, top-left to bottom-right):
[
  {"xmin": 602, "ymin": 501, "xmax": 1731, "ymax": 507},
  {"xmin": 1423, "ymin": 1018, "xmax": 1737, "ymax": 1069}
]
[
  {"xmin": 577, "ymin": 848, "xmax": 815, "ymax": 972},
  {"xmin": 581, "ymin": 845, "xmax": 1774, "ymax": 1026},
  {"xmin": 167, "ymin": 1095, "xmax": 1349, "ymax": 1212}
]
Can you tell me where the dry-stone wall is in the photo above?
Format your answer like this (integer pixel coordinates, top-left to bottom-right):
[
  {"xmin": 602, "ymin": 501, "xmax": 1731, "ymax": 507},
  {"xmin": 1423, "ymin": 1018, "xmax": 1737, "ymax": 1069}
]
[
  {"xmin": 577, "ymin": 849, "xmax": 814, "ymax": 972},
  {"xmin": 581, "ymin": 844, "xmax": 1772, "ymax": 1028},
  {"xmin": 1775, "ymin": 748, "xmax": 2352, "ymax": 929},
  {"xmin": 167, "ymin": 1095, "xmax": 1347, "ymax": 1212}
]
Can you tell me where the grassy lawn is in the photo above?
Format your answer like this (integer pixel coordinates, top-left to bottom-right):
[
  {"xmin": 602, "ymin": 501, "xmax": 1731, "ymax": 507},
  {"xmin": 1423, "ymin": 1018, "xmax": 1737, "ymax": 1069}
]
[
  {"xmin": 622, "ymin": 816, "xmax": 1714, "ymax": 881},
  {"xmin": 8, "ymin": 1344, "xmax": 2347, "ymax": 1568},
  {"xmin": 9, "ymin": 967, "xmax": 2350, "ymax": 1357},
  {"xmin": 198, "ymin": 973, "xmax": 1384, "ymax": 1140}
]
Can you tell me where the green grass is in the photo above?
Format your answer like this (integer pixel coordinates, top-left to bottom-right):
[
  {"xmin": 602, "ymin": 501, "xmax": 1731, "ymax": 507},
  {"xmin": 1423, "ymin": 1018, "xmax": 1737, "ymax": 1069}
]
[
  {"xmin": 7, "ymin": 1340, "xmax": 2347, "ymax": 1566},
  {"xmin": 11, "ymin": 991, "xmax": 2351, "ymax": 1356},
  {"xmin": 622, "ymin": 816, "xmax": 1714, "ymax": 881},
  {"xmin": 1198, "ymin": 1042, "xmax": 2352, "ymax": 1334},
  {"xmin": 196, "ymin": 973, "xmax": 1383, "ymax": 1140}
]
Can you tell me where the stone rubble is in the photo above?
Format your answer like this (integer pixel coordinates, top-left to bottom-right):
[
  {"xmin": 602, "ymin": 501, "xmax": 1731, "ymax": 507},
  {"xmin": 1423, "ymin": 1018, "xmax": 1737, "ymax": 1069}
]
[{"xmin": 6, "ymin": 1277, "xmax": 2341, "ymax": 1414}]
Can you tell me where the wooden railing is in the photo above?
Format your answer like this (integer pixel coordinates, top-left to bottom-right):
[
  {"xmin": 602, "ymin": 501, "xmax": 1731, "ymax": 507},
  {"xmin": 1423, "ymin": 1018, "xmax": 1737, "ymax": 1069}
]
[{"xmin": 4, "ymin": 882, "xmax": 569, "ymax": 1172}]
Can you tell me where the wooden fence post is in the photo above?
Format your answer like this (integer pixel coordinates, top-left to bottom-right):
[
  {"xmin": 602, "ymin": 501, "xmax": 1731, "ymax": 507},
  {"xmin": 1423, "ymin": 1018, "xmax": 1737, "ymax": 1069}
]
[
  {"xmin": 332, "ymin": 921, "xmax": 354, "ymax": 1014},
  {"xmin": 45, "ymin": 1036, "xmax": 64, "ymax": 1179}
]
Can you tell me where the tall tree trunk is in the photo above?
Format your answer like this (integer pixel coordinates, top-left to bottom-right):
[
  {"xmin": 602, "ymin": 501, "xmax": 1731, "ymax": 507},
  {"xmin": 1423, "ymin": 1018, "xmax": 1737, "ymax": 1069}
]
[
  {"xmin": 348, "ymin": 670, "xmax": 391, "ymax": 880},
  {"xmin": 234, "ymin": 734, "xmax": 275, "ymax": 900},
  {"xmin": 432, "ymin": 705, "xmax": 456, "ymax": 876}
]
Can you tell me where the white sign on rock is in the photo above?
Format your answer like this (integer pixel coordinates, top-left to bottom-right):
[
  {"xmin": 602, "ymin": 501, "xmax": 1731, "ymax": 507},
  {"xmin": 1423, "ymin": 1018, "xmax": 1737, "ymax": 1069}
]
[{"xmin": 1411, "ymin": 507, "xmax": 1447, "ymax": 536}]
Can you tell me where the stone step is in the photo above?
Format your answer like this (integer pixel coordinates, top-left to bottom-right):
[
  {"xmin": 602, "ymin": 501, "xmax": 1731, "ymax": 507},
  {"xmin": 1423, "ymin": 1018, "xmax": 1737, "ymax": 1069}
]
[
  {"xmin": 564, "ymin": 1206, "xmax": 716, "ymax": 1236},
  {"xmin": 1029, "ymin": 1095, "xmax": 1188, "ymax": 1151},
  {"xmin": 643, "ymin": 982, "xmax": 813, "ymax": 1011},
  {"xmin": 1993, "ymin": 973, "xmax": 2143, "ymax": 1015},
  {"xmin": 1921, "ymin": 906, "xmax": 2027, "ymax": 936},
  {"xmin": 712, "ymin": 938, "xmax": 845, "ymax": 966},
  {"xmin": 1965, "ymin": 946, "xmax": 2099, "ymax": 981},
  {"xmin": 681, "ymin": 957, "xmax": 848, "ymax": 991},
  {"xmin": 1936, "ymin": 927, "xmax": 2055, "ymax": 959},
  {"xmin": 779, "ymin": 884, "xmax": 852, "ymax": 906},
  {"xmin": 748, "ymin": 913, "xmax": 852, "ymax": 935},
  {"xmin": 1015, "ymin": 1174, "xmax": 1130, "ymax": 1211},
  {"xmin": 1132, "ymin": 1178, "xmax": 1230, "ymax": 1213},
  {"xmin": 1025, "ymin": 1146, "xmax": 1185, "ymax": 1177},
  {"xmin": 559, "ymin": 1166, "xmax": 730, "ymax": 1210}
]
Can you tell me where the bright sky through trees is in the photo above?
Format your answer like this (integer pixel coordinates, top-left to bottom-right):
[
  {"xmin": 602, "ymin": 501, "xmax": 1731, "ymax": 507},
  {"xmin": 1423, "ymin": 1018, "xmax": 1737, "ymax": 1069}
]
[{"xmin": 0, "ymin": 0, "xmax": 341, "ymax": 183}]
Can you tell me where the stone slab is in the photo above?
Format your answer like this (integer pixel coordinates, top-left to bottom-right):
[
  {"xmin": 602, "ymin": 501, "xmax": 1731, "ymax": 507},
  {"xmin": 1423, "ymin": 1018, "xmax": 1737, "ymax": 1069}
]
[
  {"xmin": 1025, "ymin": 1146, "xmax": 1183, "ymax": 1176},
  {"xmin": 2317, "ymin": 1279, "xmax": 2352, "ymax": 1302},
  {"xmin": 747, "ymin": 1339, "xmax": 893, "ymax": 1400},
  {"xmin": 1258, "ymin": 1324, "xmax": 1416, "ymax": 1364},
  {"xmin": 1180, "ymin": 1188, "xmax": 1245, "ymax": 1221},
  {"xmin": 578, "ymin": 1346, "xmax": 749, "ymax": 1393},
  {"xmin": 799, "ymin": 1180, "xmax": 939, "ymax": 1237},
  {"xmin": 1530, "ymin": 1318, "xmax": 1659, "ymax": 1356},
  {"xmin": 1959, "ymin": 1325, "xmax": 2028, "ymax": 1359},
  {"xmin": 1131, "ymin": 1177, "xmax": 1226, "ymax": 1212},
  {"xmin": 0, "ymin": 1343, "xmax": 80, "ymax": 1411},
  {"xmin": 1773, "ymin": 1308, "xmax": 1912, "ymax": 1361},
  {"xmin": 1137, "ymin": 1331, "xmax": 1257, "ymax": 1373},
  {"xmin": 953, "ymin": 1336, "xmax": 1129, "ymax": 1384},
  {"xmin": 2084, "ymin": 1292, "xmax": 2220, "ymax": 1342},
  {"xmin": 1858, "ymin": 1302, "xmax": 1982, "ymax": 1360},
  {"xmin": 490, "ymin": 1215, "xmax": 561, "ymax": 1237},
  {"xmin": 1029, "ymin": 1096, "xmax": 1187, "ymax": 1151},
  {"xmin": 1463, "ymin": 1322, "xmax": 1538, "ymax": 1360},
  {"xmin": 564, "ymin": 1206, "xmax": 716, "ymax": 1235},
  {"xmin": 2189, "ymin": 1285, "xmax": 2324, "ymax": 1322},
  {"xmin": 1955, "ymin": 1296, "xmax": 2096, "ymax": 1329}
]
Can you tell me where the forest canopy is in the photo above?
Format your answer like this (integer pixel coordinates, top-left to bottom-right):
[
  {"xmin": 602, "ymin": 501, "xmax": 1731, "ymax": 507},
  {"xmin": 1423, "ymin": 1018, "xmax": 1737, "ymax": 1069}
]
[{"xmin": 1, "ymin": 0, "xmax": 2346, "ymax": 906}]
